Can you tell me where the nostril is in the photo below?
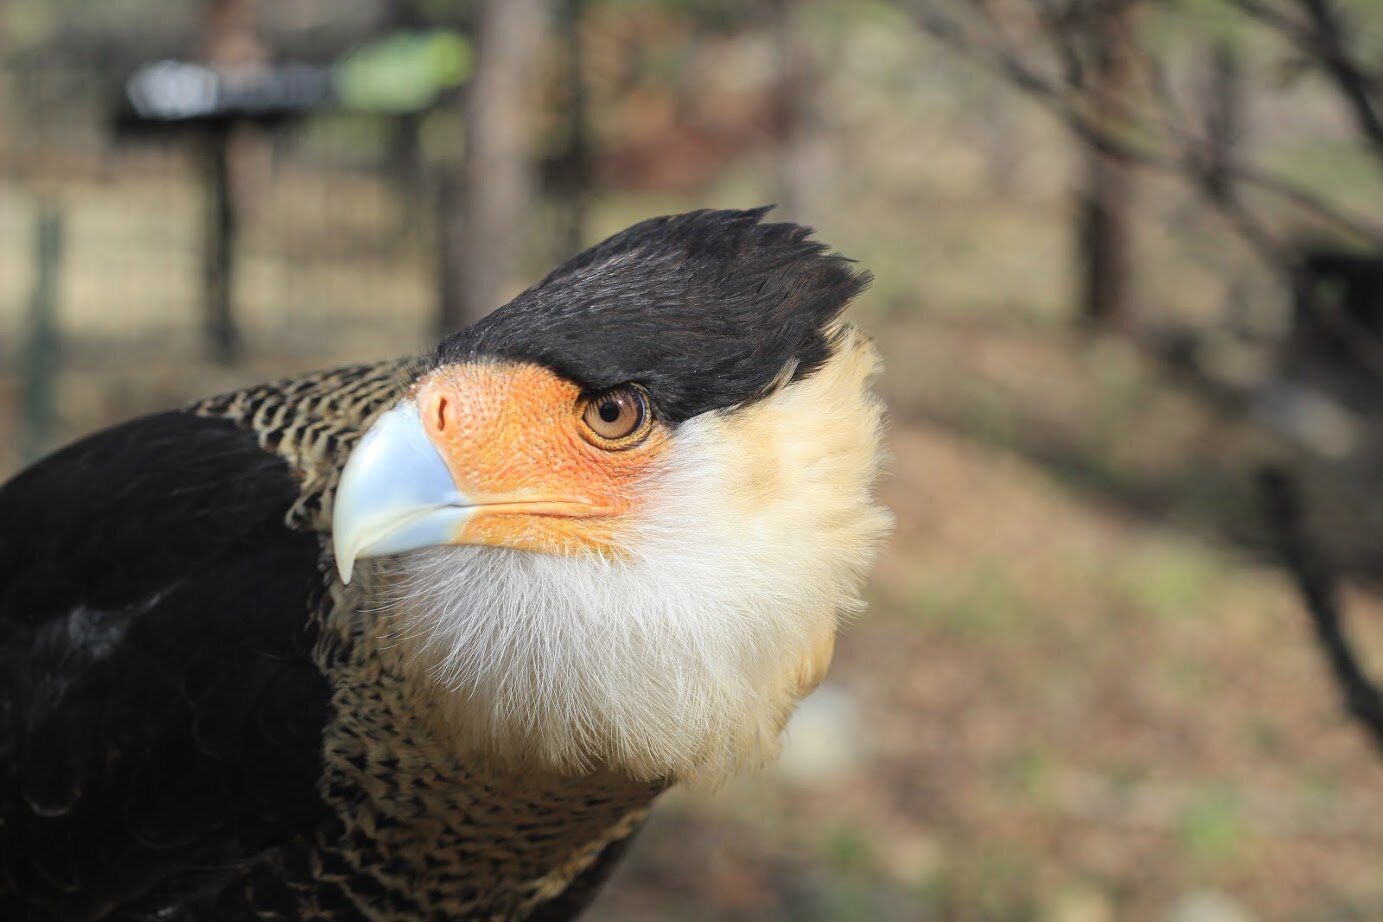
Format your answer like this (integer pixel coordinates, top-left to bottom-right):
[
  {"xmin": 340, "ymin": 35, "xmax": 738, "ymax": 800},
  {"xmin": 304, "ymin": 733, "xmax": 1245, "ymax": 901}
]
[{"xmin": 433, "ymin": 396, "xmax": 449, "ymax": 434}]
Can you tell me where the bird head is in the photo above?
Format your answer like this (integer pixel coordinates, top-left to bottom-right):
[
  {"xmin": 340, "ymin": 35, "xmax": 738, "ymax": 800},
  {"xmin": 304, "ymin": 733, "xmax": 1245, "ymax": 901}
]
[{"xmin": 331, "ymin": 208, "xmax": 891, "ymax": 781}]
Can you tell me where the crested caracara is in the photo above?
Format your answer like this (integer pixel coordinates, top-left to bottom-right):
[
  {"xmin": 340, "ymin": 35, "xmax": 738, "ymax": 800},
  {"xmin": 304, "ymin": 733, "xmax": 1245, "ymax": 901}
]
[{"xmin": 0, "ymin": 208, "xmax": 890, "ymax": 920}]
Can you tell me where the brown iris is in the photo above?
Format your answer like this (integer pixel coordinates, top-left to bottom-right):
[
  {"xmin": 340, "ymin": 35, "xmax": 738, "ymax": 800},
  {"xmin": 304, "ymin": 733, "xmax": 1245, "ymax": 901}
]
[{"xmin": 580, "ymin": 386, "xmax": 651, "ymax": 447}]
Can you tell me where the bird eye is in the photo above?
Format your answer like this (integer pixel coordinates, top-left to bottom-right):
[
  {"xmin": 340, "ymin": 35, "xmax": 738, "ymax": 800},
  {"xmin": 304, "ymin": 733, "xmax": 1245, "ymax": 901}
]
[{"xmin": 580, "ymin": 386, "xmax": 650, "ymax": 447}]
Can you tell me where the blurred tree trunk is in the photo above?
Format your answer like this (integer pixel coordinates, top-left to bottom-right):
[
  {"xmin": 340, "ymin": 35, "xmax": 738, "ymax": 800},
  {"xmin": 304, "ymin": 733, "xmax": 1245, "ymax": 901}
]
[
  {"xmin": 553, "ymin": 0, "xmax": 590, "ymax": 258},
  {"xmin": 198, "ymin": 0, "xmax": 265, "ymax": 71},
  {"xmin": 0, "ymin": 8, "xmax": 9, "ymax": 167},
  {"xmin": 439, "ymin": 0, "xmax": 545, "ymax": 335},
  {"xmin": 1203, "ymin": 42, "xmax": 1243, "ymax": 206},
  {"xmin": 770, "ymin": 0, "xmax": 826, "ymax": 224},
  {"xmin": 1078, "ymin": 0, "xmax": 1138, "ymax": 328}
]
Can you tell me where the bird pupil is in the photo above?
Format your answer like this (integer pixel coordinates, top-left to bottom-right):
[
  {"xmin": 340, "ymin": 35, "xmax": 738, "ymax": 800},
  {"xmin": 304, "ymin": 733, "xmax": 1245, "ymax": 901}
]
[{"xmin": 599, "ymin": 401, "xmax": 621, "ymax": 423}]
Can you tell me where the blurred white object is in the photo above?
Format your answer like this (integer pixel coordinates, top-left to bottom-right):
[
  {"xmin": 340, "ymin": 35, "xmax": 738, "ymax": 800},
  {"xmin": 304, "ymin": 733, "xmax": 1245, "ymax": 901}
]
[
  {"xmin": 1251, "ymin": 381, "xmax": 1360, "ymax": 459},
  {"xmin": 774, "ymin": 684, "xmax": 867, "ymax": 783},
  {"xmin": 1166, "ymin": 890, "xmax": 1257, "ymax": 922}
]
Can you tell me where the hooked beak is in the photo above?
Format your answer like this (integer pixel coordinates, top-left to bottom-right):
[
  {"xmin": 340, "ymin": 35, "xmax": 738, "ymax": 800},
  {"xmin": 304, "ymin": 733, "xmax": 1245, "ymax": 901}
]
[
  {"xmin": 330, "ymin": 402, "xmax": 475, "ymax": 584},
  {"xmin": 331, "ymin": 363, "xmax": 643, "ymax": 584}
]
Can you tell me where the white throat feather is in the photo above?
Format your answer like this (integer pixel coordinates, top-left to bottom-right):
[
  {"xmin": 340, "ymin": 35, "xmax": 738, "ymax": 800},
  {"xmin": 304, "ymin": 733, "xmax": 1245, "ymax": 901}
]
[{"xmin": 375, "ymin": 326, "xmax": 891, "ymax": 781}]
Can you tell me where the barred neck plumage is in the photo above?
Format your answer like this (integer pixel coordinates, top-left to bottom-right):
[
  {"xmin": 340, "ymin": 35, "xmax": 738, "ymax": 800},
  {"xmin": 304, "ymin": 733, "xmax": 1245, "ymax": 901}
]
[{"xmin": 192, "ymin": 359, "xmax": 665, "ymax": 917}]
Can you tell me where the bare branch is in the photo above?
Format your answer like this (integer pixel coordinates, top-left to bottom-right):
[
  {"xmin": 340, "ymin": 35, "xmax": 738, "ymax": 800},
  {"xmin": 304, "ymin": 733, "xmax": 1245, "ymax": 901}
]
[
  {"xmin": 1230, "ymin": 0, "xmax": 1313, "ymax": 43},
  {"xmin": 1295, "ymin": 0, "xmax": 1383, "ymax": 168},
  {"xmin": 1232, "ymin": 0, "xmax": 1383, "ymax": 166},
  {"xmin": 908, "ymin": 0, "xmax": 1383, "ymax": 245},
  {"xmin": 1031, "ymin": 0, "xmax": 1087, "ymax": 89}
]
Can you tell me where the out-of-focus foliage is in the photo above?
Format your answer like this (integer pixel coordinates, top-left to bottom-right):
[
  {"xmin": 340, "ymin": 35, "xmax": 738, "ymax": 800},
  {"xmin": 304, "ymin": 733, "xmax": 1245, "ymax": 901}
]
[{"xmin": 335, "ymin": 30, "xmax": 472, "ymax": 113}]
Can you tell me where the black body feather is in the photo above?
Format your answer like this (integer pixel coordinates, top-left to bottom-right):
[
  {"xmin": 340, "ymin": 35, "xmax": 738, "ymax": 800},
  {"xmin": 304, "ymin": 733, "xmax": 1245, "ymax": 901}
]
[{"xmin": 0, "ymin": 412, "xmax": 331, "ymax": 920}]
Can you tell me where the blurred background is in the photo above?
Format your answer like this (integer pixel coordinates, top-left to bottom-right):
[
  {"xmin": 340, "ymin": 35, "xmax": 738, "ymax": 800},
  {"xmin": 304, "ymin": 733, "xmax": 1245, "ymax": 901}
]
[{"xmin": 2, "ymin": 0, "xmax": 1382, "ymax": 918}]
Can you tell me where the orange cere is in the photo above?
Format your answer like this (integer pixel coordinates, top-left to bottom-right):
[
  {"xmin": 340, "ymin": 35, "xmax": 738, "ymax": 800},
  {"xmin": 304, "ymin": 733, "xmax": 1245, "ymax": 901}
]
[{"xmin": 414, "ymin": 362, "xmax": 668, "ymax": 556}]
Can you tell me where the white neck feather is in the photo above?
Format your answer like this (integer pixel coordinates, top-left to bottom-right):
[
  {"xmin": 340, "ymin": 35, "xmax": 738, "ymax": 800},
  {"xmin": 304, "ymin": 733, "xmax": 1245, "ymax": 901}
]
[{"xmin": 375, "ymin": 326, "xmax": 891, "ymax": 781}]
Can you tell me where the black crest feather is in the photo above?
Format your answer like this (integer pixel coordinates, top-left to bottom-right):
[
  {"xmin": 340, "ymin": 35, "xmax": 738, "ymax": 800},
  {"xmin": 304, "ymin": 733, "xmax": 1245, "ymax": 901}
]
[{"xmin": 436, "ymin": 207, "xmax": 871, "ymax": 423}]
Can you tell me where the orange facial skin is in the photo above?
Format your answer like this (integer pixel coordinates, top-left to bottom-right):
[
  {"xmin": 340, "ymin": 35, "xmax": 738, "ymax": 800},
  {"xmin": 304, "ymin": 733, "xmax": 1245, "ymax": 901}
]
[{"xmin": 413, "ymin": 362, "xmax": 669, "ymax": 557}]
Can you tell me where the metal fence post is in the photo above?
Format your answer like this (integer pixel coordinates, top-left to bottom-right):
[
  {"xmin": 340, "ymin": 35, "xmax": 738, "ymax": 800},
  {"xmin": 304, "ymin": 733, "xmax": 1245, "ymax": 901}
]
[{"xmin": 23, "ymin": 202, "xmax": 64, "ymax": 463}]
